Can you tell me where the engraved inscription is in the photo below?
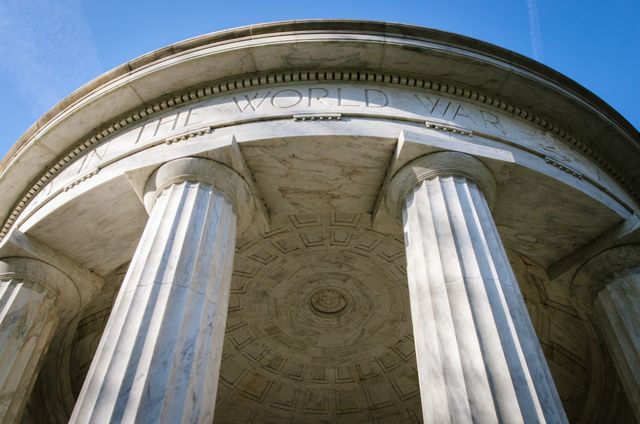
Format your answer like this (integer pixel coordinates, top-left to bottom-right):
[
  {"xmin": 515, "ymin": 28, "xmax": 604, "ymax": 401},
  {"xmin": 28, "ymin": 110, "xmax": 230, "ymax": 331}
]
[
  {"xmin": 307, "ymin": 88, "xmax": 330, "ymax": 107},
  {"xmin": 270, "ymin": 89, "xmax": 303, "ymax": 108},
  {"xmin": 25, "ymin": 82, "xmax": 575, "ymax": 219},
  {"xmin": 480, "ymin": 110, "xmax": 506, "ymax": 134},
  {"xmin": 414, "ymin": 94, "xmax": 506, "ymax": 134},
  {"xmin": 233, "ymin": 92, "xmax": 271, "ymax": 112},
  {"xmin": 364, "ymin": 89, "xmax": 388, "ymax": 108},
  {"xmin": 76, "ymin": 141, "xmax": 110, "ymax": 175},
  {"xmin": 232, "ymin": 87, "xmax": 389, "ymax": 112}
]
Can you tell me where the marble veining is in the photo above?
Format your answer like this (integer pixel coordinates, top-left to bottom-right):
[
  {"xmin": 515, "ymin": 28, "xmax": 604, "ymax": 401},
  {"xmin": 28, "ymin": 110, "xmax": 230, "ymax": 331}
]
[
  {"xmin": 70, "ymin": 180, "xmax": 237, "ymax": 423},
  {"xmin": 0, "ymin": 276, "xmax": 57, "ymax": 424},
  {"xmin": 2, "ymin": 21, "xmax": 639, "ymax": 424},
  {"xmin": 394, "ymin": 154, "xmax": 567, "ymax": 423}
]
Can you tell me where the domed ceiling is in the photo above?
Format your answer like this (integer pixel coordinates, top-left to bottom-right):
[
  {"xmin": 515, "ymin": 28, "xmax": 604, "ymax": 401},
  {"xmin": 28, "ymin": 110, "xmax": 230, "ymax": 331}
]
[
  {"xmin": 71, "ymin": 212, "xmax": 422, "ymax": 423},
  {"xmin": 66, "ymin": 212, "xmax": 634, "ymax": 423},
  {"xmin": 213, "ymin": 213, "xmax": 421, "ymax": 423}
]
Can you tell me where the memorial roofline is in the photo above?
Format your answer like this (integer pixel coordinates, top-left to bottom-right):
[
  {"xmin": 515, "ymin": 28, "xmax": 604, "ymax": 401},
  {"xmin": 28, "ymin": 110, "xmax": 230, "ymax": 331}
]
[{"xmin": 1, "ymin": 19, "xmax": 638, "ymax": 188}]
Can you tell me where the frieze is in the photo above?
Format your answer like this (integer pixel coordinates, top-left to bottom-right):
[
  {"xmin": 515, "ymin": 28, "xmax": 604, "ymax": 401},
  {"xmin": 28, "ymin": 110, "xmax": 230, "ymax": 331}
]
[{"xmin": 1, "ymin": 71, "xmax": 635, "ymax": 240}]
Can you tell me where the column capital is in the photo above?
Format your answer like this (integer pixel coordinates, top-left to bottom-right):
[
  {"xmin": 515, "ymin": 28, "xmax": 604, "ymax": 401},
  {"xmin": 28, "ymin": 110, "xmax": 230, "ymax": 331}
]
[
  {"xmin": 144, "ymin": 157, "xmax": 256, "ymax": 234},
  {"xmin": 73, "ymin": 161, "xmax": 240, "ymax": 423},
  {"xmin": 0, "ymin": 257, "xmax": 77, "ymax": 423},
  {"xmin": 0, "ymin": 257, "xmax": 78, "ymax": 316},
  {"xmin": 385, "ymin": 151, "xmax": 497, "ymax": 221},
  {"xmin": 571, "ymin": 243, "xmax": 640, "ymax": 310}
]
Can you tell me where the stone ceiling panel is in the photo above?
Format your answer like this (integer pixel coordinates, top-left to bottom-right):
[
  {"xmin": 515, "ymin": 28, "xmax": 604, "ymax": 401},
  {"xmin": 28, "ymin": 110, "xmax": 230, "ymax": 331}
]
[
  {"xmin": 240, "ymin": 136, "xmax": 395, "ymax": 215},
  {"xmin": 215, "ymin": 212, "xmax": 421, "ymax": 423}
]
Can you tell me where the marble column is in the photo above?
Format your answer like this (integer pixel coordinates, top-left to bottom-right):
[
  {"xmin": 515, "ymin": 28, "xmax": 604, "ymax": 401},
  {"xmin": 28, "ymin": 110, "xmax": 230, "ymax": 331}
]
[
  {"xmin": 594, "ymin": 268, "xmax": 640, "ymax": 420},
  {"xmin": 386, "ymin": 152, "xmax": 567, "ymax": 423},
  {"xmin": 70, "ymin": 157, "xmax": 254, "ymax": 423},
  {"xmin": 0, "ymin": 258, "xmax": 74, "ymax": 424}
]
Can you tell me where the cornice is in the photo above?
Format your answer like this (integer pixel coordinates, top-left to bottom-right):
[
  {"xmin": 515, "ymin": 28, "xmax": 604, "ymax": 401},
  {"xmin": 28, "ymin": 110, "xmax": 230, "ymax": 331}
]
[
  {"xmin": 3, "ymin": 20, "xmax": 638, "ymax": 174},
  {"xmin": 0, "ymin": 69, "xmax": 636, "ymax": 241}
]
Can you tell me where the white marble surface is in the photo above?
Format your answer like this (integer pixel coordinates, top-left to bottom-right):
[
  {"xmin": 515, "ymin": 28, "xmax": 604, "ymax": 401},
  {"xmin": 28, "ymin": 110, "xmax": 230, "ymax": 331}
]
[
  {"xmin": 0, "ymin": 21, "xmax": 637, "ymax": 424},
  {"xmin": 594, "ymin": 269, "xmax": 640, "ymax": 421},
  {"xmin": 17, "ymin": 118, "xmax": 625, "ymax": 282},
  {"xmin": 389, "ymin": 153, "xmax": 567, "ymax": 423},
  {"xmin": 70, "ymin": 165, "xmax": 240, "ymax": 422},
  {"xmin": 18, "ymin": 82, "xmax": 633, "ymax": 226},
  {"xmin": 0, "ymin": 258, "xmax": 72, "ymax": 424},
  {"xmin": 3, "ymin": 22, "xmax": 638, "ymax": 248}
]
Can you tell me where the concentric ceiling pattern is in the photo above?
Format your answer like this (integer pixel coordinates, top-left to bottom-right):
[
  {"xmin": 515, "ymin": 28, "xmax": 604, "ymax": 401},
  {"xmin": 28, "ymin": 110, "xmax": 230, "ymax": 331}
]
[
  {"xmin": 214, "ymin": 213, "xmax": 422, "ymax": 423},
  {"xmin": 62, "ymin": 213, "xmax": 626, "ymax": 423}
]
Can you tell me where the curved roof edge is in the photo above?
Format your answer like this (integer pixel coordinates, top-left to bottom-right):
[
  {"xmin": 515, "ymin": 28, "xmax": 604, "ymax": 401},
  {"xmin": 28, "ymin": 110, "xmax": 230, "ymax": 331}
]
[{"xmin": 1, "ymin": 19, "xmax": 638, "ymax": 188}]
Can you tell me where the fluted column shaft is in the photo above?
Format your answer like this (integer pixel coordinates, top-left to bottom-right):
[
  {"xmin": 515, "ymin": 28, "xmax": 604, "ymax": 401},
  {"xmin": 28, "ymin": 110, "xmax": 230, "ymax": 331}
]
[
  {"xmin": 0, "ymin": 258, "xmax": 72, "ymax": 424},
  {"xmin": 387, "ymin": 152, "xmax": 567, "ymax": 423},
  {"xmin": 71, "ymin": 158, "xmax": 254, "ymax": 423},
  {"xmin": 594, "ymin": 269, "xmax": 640, "ymax": 420}
]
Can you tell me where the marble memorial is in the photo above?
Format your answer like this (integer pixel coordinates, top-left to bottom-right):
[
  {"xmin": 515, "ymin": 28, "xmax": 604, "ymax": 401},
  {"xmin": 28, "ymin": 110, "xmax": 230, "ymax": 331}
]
[{"xmin": 0, "ymin": 20, "xmax": 639, "ymax": 423}]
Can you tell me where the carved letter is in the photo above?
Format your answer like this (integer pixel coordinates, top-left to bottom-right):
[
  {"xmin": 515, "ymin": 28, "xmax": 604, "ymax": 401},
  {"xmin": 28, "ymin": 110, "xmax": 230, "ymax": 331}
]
[
  {"xmin": 42, "ymin": 182, "xmax": 55, "ymax": 197},
  {"xmin": 441, "ymin": 101, "xmax": 452, "ymax": 117},
  {"xmin": 153, "ymin": 112, "xmax": 181, "ymax": 137},
  {"xmin": 271, "ymin": 89, "xmax": 303, "ymax": 108},
  {"xmin": 337, "ymin": 88, "xmax": 360, "ymax": 107},
  {"xmin": 184, "ymin": 106, "xmax": 203, "ymax": 126},
  {"xmin": 135, "ymin": 118, "xmax": 164, "ymax": 144},
  {"xmin": 77, "ymin": 141, "xmax": 110, "ymax": 174},
  {"xmin": 233, "ymin": 91, "xmax": 271, "ymax": 112},
  {"xmin": 414, "ymin": 95, "xmax": 441, "ymax": 114},
  {"xmin": 308, "ymin": 88, "xmax": 331, "ymax": 107},
  {"xmin": 132, "ymin": 124, "xmax": 146, "ymax": 145},
  {"xmin": 480, "ymin": 110, "xmax": 506, "ymax": 134},
  {"xmin": 452, "ymin": 104, "xmax": 477, "ymax": 124},
  {"xmin": 364, "ymin": 89, "xmax": 389, "ymax": 108}
]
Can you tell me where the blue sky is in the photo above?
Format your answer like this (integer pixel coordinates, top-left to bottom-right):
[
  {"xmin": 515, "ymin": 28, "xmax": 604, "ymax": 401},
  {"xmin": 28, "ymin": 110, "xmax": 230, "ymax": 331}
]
[{"xmin": 0, "ymin": 0, "xmax": 638, "ymax": 158}]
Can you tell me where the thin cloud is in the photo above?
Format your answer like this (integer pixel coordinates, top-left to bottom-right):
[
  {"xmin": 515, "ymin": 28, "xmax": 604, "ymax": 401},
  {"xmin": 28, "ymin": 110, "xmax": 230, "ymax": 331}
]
[
  {"xmin": 0, "ymin": 0, "xmax": 102, "ymax": 116},
  {"xmin": 526, "ymin": 0, "xmax": 544, "ymax": 61}
]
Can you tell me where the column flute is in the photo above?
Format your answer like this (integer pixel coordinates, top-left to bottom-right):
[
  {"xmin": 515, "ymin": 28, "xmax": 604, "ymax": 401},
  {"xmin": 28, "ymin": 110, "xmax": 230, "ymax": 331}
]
[
  {"xmin": 0, "ymin": 258, "xmax": 77, "ymax": 424},
  {"xmin": 70, "ymin": 157, "xmax": 255, "ymax": 423},
  {"xmin": 594, "ymin": 267, "xmax": 640, "ymax": 420},
  {"xmin": 386, "ymin": 151, "xmax": 567, "ymax": 423}
]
